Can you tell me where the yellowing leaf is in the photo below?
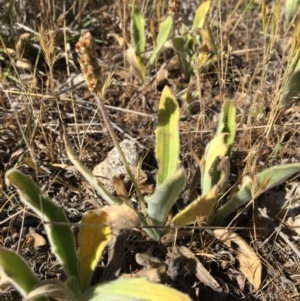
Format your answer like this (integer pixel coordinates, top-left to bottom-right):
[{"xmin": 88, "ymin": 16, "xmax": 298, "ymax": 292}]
[
  {"xmin": 171, "ymin": 188, "xmax": 216, "ymax": 226},
  {"xmin": 196, "ymin": 44, "xmax": 210, "ymax": 68},
  {"xmin": 79, "ymin": 210, "xmax": 112, "ymax": 291},
  {"xmin": 192, "ymin": 1, "xmax": 211, "ymax": 30},
  {"xmin": 79, "ymin": 277, "xmax": 192, "ymax": 301},
  {"xmin": 201, "ymin": 133, "xmax": 228, "ymax": 195},
  {"xmin": 155, "ymin": 85, "xmax": 180, "ymax": 185},
  {"xmin": 172, "ymin": 157, "xmax": 229, "ymax": 226},
  {"xmin": 214, "ymin": 229, "xmax": 262, "ymax": 291},
  {"xmin": 126, "ymin": 45, "xmax": 146, "ymax": 82}
]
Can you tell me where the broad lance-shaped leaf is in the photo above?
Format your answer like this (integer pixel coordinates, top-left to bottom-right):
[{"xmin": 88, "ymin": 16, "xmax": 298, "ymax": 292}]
[
  {"xmin": 63, "ymin": 132, "xmax": 122, "ymax": 205},
  {"xmin": 201, "ymin": 101, "xmax": 236, "ymax": 196},
  {"xmin": 78, "ymin": 277, "xmax": 192, "ymax": 301},
  {"xmin": 5, "ymin": 169, "xmax": 80, "ymax": 283},
  {"xmin": 280, "ymin": 67, "xmax": 300, "ymax": 108},
  {"xmin": 201, "ymin": 133, "xmax": 228, "ymax": 196},
  {"xmin": 126, "ymin": 45, "xmax": 146, "ymax": 83},
  {"xmin": 172, "ymin": 37, "xmax": 193, "ymax": 80},
  {"xmin": 131, "ymin": 7, "xmax": 145, "ymax": 59},
  {"xmin": 280, "ymin": 23, "xmax": 300, "ymax": 107},
  {"xmin": 192, "ymin": 1, "xmax": 211, "ymax": 30},
  {"xmin": 155, "ymin": 85, "xmax": 180, "ymax": 185},
  {"xmin": 23, "ymin": 280, "xmax": 75, "ymax": 301},
  {"xmin": 129, "ymin": 7, "xmax": 146, "ymax": 82},
  {"xmin": 216, "ymin": 101, "xmax": 236, "ymax": 152},
  {"xmin": 79, "ymin": 209, "xmax": 112, "ymax": 291},
  {"xmin": 146, "ymin": 170, "xmax": 186, "ymax": 239},
  {"xmin": 212, "ymin": 163, "xmax": 300, "ymax": 226},
  {"xmin": 64, "ymin": 276, "xmax": 82, "ymax": 299},
  {"xmin": 285, "ymin": 0, "xmax": 300, "ymax": 24},
  {"xmin": 0, "ymin": 249, "xmax": 47, "ymax": 301},
  {"xmin": 172, "ymin": 157, "xmax": 230, "ymax": 226},
  {"xmin": 149, "ymin": 16, "xmax": 173, "ymax": 72},
  {"xmin": 171, "ymin": 190, "xmax": 216, "ymax": 227}
]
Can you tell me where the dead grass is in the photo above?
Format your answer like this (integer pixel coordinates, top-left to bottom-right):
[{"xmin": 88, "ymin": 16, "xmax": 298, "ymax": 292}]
[{"xmin": 1, "ymin": 0, "xmax": 300, "ymax": 300}]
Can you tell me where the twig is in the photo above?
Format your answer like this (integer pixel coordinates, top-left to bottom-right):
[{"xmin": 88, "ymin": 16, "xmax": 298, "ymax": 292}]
[{"xmin": 94, "ymin": 94, "xmax": 147, "ymax": 214}]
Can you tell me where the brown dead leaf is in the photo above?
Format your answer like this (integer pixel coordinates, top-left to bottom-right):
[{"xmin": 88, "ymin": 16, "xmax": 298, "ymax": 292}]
[
  {"xmin": 16, "ymin": 59, "xmax": 33, "ymax": 71},
  {"xmin": 178, "ymin": 246, "xmax": 222, "ymax": 292},
  {"xmin": 102, "ymin": 203, "xmax": 141, "ymax": 230},
  {"xmin": 135, "ymin": 266, "xmax": 167, "ymax": 283},
  {"xmin": 107, "ymin": 33, "xmax": 125, "ymax": 47},
  {"xmin": 23, "ymin": 232, "xmax": 47, "ymax": 249},
  {"xmin": 214, "ymin": 229, "xmax": 262, "ymax": 291},
  {"xmin": 133, "ymin": 248, "xmax": 167, "ymax": 283},
  {"xmin": 121, "ymin": 266, "xmax": 166, "ymax": 283},
  {"xmin": 161, "ymin": 230, "xmax": 192, "ymax": 245},
  {"xmin": 130, "ymin": 166, "xmax": 154, "ymax": 194},
  {"xmin": 112, "ymin": 174, "xmax": 129, "ymax": 201},
  {"xmin": 155, "ymin": 68, "xmax": 168, "ymax": 86}
]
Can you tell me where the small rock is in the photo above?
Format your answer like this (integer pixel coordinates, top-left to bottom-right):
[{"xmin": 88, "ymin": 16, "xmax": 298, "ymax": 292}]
[{"xmin": 92, "ymin": 139, "xmax": 139, "ymax": 193}]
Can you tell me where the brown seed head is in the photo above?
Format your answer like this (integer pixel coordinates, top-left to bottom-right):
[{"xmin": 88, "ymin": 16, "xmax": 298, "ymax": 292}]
[
  {"xmin": 76, "ymin": 32, "xmax": 102, "ymax": 95},
  {"xmin": 168, "ymin": 0, "xmax": 180, "ymax": 17}
]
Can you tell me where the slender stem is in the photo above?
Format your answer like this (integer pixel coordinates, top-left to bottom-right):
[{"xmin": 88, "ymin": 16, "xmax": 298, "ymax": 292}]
[{"xmin": 94, "ymin": 94, "xmax": 147, "ymax": 215}]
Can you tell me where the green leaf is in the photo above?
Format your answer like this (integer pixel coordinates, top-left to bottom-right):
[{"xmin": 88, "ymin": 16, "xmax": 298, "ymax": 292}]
[
  {"xmin": 5, "ymin": 170, "xmax": 80, "ymax": 283},
  {"xmin": 64, "ymin": 276, "xmax": 82, "ymax": 299},
  {"xmin": 0, "ymin": 248, "xmax": 46, "ymax": 301},
  {"xmin": 280, "ymin": 66, "xmax": 300, "ymax": 107},
  {"xmin": 201, "ymin": 102, "xmax": 236, "ymax": 196},
  {"xmin": 216, "ymin": 101, "xmax": 236, "ymax": 152},
  {"xmin": 192, "ymin": 1, "xmax": 211, "ymax": 30},
  {"xmin": 149, "ymin": 16, "xmax": 173, "ymax": 72},
  {"xmin": 280, "ymin": 22, "xmax": 300, "ymax": 107},
  {"xmin": 172, "ymin": 37, "xmax": 193, "ymax": 80},
  {"xmin": 78, "ymin": 277, "xmax": 192, "ymax": 301},
  {"xmin": 172, "ymin": 37, "xmax": 186, "ymax": 52},
  {"xmin": 63, "ymin": 133, "xmax": 122, "ymax": 205},
  {"xmin": 201, "ymin": 133, "xmax": 229, "ymax": 196},
  {"xmin": 212, "ymin": 163, "xmax": 300, "ymax": 225},
  {"xmin": 285, "ymin": 0, "xmax": 300, "ymax": 24},
  {"xmin": 23, "ymin": 280, "xmax": 75, "ymax": 301},
  {"xmin": 155, "ymin": 85, "xmax": 180, "ymax": 185},
  {"xmin": 146, "ymin": 170, "xmax": 186, "ymax": 239},
  {"xmin": 131, "ymin": 7, "xmax": 145, "ymax": 59}
]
